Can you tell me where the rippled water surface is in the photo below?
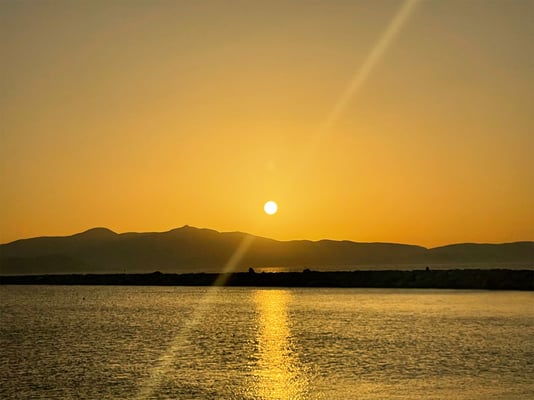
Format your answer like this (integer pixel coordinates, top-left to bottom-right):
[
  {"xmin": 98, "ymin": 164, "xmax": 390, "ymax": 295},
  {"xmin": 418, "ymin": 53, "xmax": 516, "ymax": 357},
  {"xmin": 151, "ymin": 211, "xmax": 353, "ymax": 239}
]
[{"xmin": 1, "ymin": 286, "xmax": 533, "ymax": 399}]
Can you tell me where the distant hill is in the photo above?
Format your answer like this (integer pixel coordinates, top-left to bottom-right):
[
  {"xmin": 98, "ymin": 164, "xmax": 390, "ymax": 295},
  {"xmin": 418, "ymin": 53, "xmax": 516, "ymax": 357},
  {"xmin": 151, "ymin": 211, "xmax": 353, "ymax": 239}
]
[{"xmin": 1, "ymin": 226, "xmax": 533, "ymax": 274}]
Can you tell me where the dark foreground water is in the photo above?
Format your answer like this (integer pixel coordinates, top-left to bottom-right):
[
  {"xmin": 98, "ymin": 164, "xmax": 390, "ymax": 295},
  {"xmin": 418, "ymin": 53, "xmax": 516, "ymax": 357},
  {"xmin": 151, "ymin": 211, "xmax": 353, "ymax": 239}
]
[{"xmin": 1, "ymin": 286, "xmax": 533, "ymax": 399}]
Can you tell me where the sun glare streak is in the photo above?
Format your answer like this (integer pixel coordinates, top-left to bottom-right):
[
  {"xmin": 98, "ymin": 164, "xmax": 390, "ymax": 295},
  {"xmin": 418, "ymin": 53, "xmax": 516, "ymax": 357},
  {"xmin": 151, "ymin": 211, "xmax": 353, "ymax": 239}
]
[
  {"xmin": 293, "ymin": 0, "xmax": 421, "ymax": 178},
  {"xmin": 212, "ymin": 234, "xmax": 256, "ymax": 286},
  {"xmin": 134, "ymin": 289, "xmax": 218, "ymax": 400},
  {"xmin": 136, "ymin": 4, "xmax": 422, "ymax": 396},
  {"xmin": 136, "ymin": 234, "xmax": 256, "ymax": 399},
  {"xmin": 321, "ymin": 0, "xmax": 420, "ymax": 133}
]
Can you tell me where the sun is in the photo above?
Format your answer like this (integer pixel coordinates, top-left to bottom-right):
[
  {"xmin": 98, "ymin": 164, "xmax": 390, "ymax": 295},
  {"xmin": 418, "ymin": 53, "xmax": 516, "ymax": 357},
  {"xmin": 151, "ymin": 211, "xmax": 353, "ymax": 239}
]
[{"xmin": 264, "ymin": 200, "xmax": 278, "ymax": 215}]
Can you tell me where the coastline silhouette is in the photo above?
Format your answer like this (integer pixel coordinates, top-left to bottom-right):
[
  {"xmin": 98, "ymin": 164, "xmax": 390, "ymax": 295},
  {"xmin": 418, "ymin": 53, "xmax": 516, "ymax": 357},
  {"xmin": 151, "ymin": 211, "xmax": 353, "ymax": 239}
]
[
  {"xmin": 1, "ymin": 269, "xmax": 533, "ymax": 290},
  {"xmin": 1, "ymin": 226, "xmax": 532, "ymax": 282}
]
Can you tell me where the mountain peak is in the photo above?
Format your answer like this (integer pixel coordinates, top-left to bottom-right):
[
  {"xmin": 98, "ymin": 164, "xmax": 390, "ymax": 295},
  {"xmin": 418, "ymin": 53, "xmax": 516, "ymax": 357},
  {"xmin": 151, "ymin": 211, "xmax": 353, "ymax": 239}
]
[
  {"xmin": 166, "ymin": 225, "xmax": 220, "ymax": 235},
  {"xmin": 76, "ymin": 227, "xmax": 117, "ymax": 238}
]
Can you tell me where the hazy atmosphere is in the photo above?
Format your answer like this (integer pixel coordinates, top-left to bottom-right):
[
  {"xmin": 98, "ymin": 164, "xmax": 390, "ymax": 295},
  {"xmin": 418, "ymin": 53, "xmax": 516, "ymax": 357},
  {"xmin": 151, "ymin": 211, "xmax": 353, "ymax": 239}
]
[{"xmin": 2, "ymin": 0, "xmax": 533, "ymax": 246}]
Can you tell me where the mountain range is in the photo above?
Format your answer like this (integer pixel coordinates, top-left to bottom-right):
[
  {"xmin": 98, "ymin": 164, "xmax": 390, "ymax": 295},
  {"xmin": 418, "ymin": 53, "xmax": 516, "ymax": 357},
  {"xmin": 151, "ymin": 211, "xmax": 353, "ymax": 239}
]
[{"xmin": 1, "ymin": 226, "xmax": 533, "ymax": 274}]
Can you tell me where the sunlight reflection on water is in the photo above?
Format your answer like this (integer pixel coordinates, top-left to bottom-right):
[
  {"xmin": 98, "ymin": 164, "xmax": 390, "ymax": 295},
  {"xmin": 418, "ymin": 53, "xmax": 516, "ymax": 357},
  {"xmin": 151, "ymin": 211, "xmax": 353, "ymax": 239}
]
[
  {"xmin": 253, "ymin": 289, "xmax": 310, "ymax": 400},
  {"xmin": 1, "ymin": 286, "xmax": 533, "ymax": 399}
]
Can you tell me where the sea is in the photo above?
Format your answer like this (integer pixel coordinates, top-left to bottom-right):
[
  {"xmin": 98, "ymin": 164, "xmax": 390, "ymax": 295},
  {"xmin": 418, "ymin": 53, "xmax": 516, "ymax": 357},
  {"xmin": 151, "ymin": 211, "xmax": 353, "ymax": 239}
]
[{"xmin": 1, "ymin": 286, "xmax": 533, "ymax": 399}]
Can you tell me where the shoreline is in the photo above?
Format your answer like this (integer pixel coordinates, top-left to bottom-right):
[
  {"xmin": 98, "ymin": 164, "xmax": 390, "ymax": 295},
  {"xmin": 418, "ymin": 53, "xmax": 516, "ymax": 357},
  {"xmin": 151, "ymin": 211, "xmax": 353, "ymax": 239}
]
[{"xmin": 1, "ymin": 269, "xmax": 533, "ymax": 290}]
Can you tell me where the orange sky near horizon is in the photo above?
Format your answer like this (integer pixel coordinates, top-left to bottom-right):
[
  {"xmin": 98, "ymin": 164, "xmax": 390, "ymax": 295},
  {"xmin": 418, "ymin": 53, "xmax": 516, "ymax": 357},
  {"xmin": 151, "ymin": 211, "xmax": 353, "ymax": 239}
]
[{"xmin": 1, "ymin": 0, "xmax": 533, "ymax": 247}]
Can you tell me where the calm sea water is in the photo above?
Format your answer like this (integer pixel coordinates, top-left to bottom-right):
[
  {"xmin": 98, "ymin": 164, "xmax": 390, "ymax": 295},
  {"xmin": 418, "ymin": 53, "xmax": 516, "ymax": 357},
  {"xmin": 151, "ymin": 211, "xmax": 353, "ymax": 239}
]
[{"xmin": 1, "ymin": 286, "xmax": 533, "ymax": 399}]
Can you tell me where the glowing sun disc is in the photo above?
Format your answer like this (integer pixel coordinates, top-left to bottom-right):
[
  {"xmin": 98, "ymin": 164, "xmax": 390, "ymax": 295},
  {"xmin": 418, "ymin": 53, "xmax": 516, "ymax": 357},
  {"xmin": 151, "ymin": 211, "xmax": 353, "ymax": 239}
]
[{"xmin": 264, "ymin": 201, "xmax": 278, "ymax": 215}]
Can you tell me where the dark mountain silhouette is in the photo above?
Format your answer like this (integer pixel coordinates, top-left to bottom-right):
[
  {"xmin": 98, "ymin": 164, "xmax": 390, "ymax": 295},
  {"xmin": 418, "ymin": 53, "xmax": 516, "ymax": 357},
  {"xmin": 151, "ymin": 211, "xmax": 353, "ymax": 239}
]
[{"xmin": 1, "ymin": 226, "xmax": 533, "ymax": 274}]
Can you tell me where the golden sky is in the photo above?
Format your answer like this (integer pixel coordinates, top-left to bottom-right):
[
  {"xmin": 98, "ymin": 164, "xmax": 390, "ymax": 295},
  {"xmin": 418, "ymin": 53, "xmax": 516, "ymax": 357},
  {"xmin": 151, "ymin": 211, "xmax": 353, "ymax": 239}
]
[{"xmin": 1, "ymin": 0, "xmax": 533, "ymax": 246}]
